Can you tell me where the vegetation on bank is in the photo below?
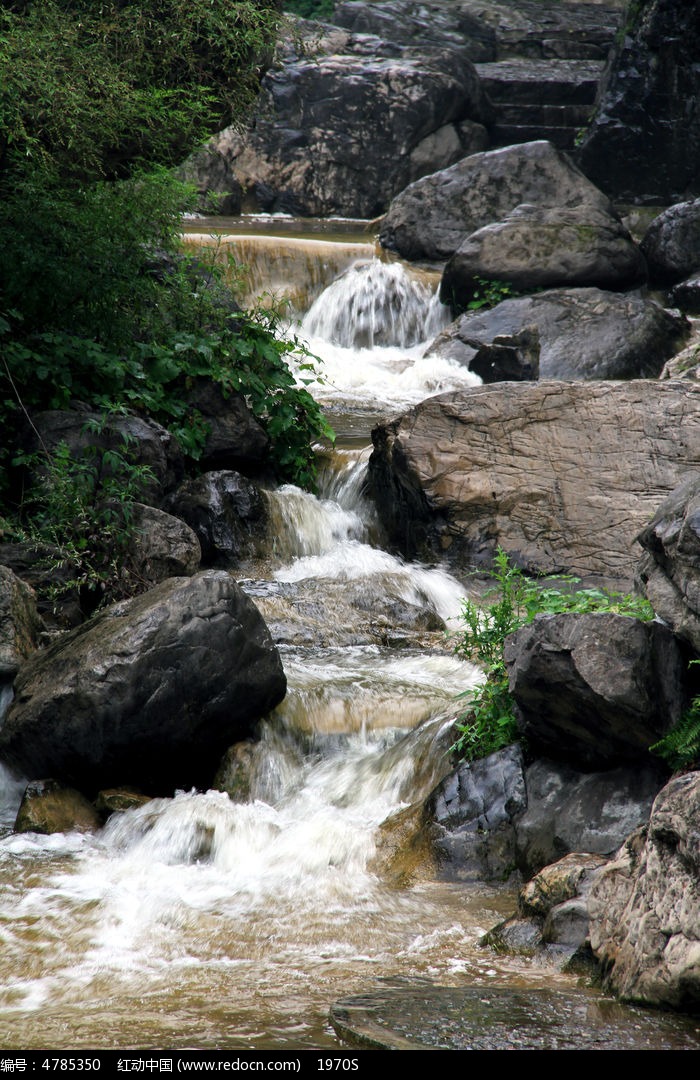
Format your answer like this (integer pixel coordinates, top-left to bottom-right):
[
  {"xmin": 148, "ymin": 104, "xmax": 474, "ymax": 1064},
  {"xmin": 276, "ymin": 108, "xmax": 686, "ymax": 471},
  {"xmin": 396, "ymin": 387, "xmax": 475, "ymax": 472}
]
[
  {"xmin": 0, "ymin": 0, "xmax": 333, "ymax": 608},
  {"xmin": 452, "ymin": 549, "xmax": 655, "ymax": 762}
]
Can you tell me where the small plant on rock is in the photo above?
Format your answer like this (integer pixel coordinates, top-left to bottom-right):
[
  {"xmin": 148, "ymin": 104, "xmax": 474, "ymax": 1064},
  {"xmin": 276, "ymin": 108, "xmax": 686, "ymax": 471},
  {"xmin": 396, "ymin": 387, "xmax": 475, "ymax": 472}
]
[{"xmin": 452, "ymin": 548, "xmax": 655, "ymax": 762}]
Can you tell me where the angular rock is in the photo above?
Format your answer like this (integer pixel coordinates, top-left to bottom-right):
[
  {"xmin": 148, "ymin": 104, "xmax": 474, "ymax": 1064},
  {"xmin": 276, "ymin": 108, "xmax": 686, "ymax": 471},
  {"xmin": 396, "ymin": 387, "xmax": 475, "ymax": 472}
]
[
  {"xmin": 379, "ymin": 140, "xmax": 613, "ymax": 262},
  {"xmin": 129, "ymin": 504, "xmax": 201, "ymax": 583},
  {"xmin": 333, "ymin": 1, "xmax": 497, "ymax": 61},
  {"xmin": 468, "ymin": 327, "xmax": 540, "ymax": 383},
  {"xmin": 202, "ymin": 28, "xmax": 491, "ymax": 219},
  {"xmin": 427, "ymin": 287, "xmax": 688, "ymax": 381},
  {"xmin": 520, "ymin": 852, "xmax": 608, "ymax": 918},
  {"xmin": 0, "ymin": 572, "xmax": 286, "ymax": 794},
  {"xmin": 440, "ymin": 204, "xmax": 647, "ymax": 307},
  {"xmin": 15, "ymin": 779, "xmax": 101, "ymax": 835},
  {"xmin": 660, "ymin": 342, "xmax": 700, "ymax": 381},
  {"xmin": 505, "ymin": 612, "xmax": 688, "ymax": 769},
  {"xmin": 212, "ymin": 741, "xmax": 257, "ymax": 803},
  {"xmin": 429, "ymin": 743, "xmax": 526, "ymax": 882},
  {"xmin": 640, "ymin": 199, "xmax": 700, "ymax": 285},
  {"xmin": 368, "ymin": 380, "xmax": 700, "ymax": 580},
  {"xmin": 669, "ymin": 275, "xmax": 700, "ymax": 317},
  {"xmin": 515, "ymin": 758, "xmax": 663, "ymax": 878},
  {"xmin": 166, "ymin": 471, "xmax": 267, "ymax": 567},
  {"xmin": 21, "ymin": 408, "xmax": 184, "ymax": 501},
  {"xmin": 576, "ymin": 0, "xmax": 700, "ymax": 204},
  {"xmin": 0, "ymin": 566, "xmax": 42, "ymax": 681},
  {"xmin": 463, "ymin": 0, "xmax": 624, "ymax": 61},
  {"xmin": 185, "ymin": 380, "xmax": 269, "ymax": 474},
  {"xmin": 589, "ymin": 773, "xmax": 700, "ymax": 1011},
  {"xmin": 637, "ymin": 474, "xmax": 700, "ymax": 654}
]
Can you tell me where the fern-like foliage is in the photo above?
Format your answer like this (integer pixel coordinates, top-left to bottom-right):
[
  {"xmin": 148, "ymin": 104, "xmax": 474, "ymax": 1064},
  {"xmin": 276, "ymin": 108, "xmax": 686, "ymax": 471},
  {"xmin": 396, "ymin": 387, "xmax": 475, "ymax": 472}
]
[{"xmin": 651, "ymin": 667, "xmax": 700, "ymax": 771}]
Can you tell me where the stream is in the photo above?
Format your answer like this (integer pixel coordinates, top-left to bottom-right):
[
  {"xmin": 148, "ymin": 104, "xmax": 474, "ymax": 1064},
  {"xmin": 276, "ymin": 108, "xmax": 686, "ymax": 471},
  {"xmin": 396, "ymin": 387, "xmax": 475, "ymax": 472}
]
[{"xmin": 0, "ymin": 218, "xmax": 698, "ymax": 1051}]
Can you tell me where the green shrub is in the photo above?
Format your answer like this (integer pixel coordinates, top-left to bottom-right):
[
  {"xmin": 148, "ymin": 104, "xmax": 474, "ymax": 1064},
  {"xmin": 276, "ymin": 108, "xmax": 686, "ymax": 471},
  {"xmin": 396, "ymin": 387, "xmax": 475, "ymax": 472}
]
[
  {"xmin": 452, "ymin": 548, "xmax": 655, "ymax": 762},
  {"xmin": 651, "ymin": 661, "xmax": 700, "ymax": 771}
]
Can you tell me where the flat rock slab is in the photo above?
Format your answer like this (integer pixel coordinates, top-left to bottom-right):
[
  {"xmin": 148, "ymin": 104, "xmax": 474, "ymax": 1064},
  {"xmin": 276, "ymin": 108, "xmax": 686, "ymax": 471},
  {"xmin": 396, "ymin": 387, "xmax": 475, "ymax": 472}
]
[{"xmin": 330, "ymin": 982, "xmax": 700, "ymax": 1050}]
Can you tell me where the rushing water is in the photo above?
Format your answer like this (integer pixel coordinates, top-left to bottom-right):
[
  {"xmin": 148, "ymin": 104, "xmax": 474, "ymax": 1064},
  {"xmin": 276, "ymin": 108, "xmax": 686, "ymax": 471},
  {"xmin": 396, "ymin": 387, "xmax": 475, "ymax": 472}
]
[{"xmin": 1, "ymin": 220, "xmax": 696, "ymax": 1051}]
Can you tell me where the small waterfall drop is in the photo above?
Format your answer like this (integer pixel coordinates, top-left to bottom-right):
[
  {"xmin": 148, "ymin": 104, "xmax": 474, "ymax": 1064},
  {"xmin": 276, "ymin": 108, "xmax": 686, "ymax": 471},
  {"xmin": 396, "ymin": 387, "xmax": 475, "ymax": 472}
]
[{"xmin": 302, "ymin": 259, "xmax": 450, "ymax": 349}]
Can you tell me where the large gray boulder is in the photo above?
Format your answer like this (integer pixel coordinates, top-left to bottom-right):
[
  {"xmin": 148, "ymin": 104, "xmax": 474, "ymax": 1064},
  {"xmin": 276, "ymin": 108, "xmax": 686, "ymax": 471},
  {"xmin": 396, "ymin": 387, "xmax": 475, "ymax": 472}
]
[
  {"xmin": 504, "ymin": 613, "xmax": 688, "ymax": 769},
  {"xmin": 441, "ymin": 204, "xmax": 647, "ymax": 306},
  {"xmin": 515, "ymin": 758, "xmax": 663, "ymax": 878},
  {"xmin": 637, "ymin": 474, "xmax": 700, "ymax": 654},
  {"xmin": 379, "ymin": 140, "xmax": 613, "ymax": 262},
  {"xmin": 368, "ymin": 380, "xmax": 700, "ymax": 580},
  {"xmin": 427, "ymin": 287, "xmax": 687, "ymax": 381},
  {"xmin": 0, "ymin": 572, "xmax": 286, "ymax": 794},
  {"xmin": 201, "ymin": 26, "xmax": 491, "ymax": 219},
  {"xmin": 128, "ymin": 505, "xmax": 201, "ymax": 584},
  {"xmin": 166, "ymin": 471, "xmax": 267, "ymax": 567},
  {"xmin": 0, "ymin": 566, "xmax": 42, "ymax": 683},
  {"xmin": 640, "ymin": 199, "xmax": 700, "ymax": 285},
  {"xmin": 589, "ymin": 772, "xmax": 700, "ymax": 1011},
  {"xmin": 576, "ymin": 0, "xmax": 700, "ymax": 204}
]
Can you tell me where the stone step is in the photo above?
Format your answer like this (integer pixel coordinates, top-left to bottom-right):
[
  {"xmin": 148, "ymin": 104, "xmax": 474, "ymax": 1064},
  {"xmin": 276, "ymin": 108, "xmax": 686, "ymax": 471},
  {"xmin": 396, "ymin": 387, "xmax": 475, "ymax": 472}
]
[
  {"xmin": 475, "ymin": 59, "xmax": 604, "ymax": 106},
  {"xmin": 490, "ymin": 124, "xmax": 582, "ymax": 152},
  {"xmin": 497, "ymin": 102, "xmax": 593, "ymax": 127}
]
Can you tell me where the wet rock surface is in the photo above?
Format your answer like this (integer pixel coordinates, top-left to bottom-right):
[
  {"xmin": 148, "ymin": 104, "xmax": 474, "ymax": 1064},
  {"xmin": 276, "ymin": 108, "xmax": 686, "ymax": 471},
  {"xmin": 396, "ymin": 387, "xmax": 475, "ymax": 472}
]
[
  {"xmin": 129, "ymin": 504, "xmax": 201, "ymax": 583},
  {"xmin": 330, "ymin": 981, "xmax": 700, "ymax": 1050},
  {"xmin": 0, "ymin": 571, "xmax": 286, "ymax": 794},
  {"xmin": 514, "ymin": 759, "xmax": 663, "ymax": 878},
  {"xmin": 428, "ymin": 287, "xmax": 688, "ymax": 381},
  {"xmin": 166, "ymin": 471, "xmax": 267, "ymax": 567},
  {"xmin": 640, "ymin": 199, "xmax": 700, "ymax": 285},
  {"xmin": 368, "ymin": 380, "xmax": 700, "ymax": 580},
  {"xmin": 15, "ymin": 779, "xmax": 102, "ymax": 835}
]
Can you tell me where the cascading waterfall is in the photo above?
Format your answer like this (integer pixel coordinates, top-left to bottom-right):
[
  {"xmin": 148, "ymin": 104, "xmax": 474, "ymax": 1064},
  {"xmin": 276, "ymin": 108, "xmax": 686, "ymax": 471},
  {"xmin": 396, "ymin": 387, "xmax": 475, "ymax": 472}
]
[{"xmin": 1, "ymin": 220, "xmax": 688, "ymax": 1052}]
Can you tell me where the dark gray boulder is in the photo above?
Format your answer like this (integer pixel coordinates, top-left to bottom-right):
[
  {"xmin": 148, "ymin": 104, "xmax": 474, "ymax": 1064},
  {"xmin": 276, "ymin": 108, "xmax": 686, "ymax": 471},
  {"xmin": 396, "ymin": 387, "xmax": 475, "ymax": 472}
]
[
  {"xmin": 332, "ymin": 0, "xmax": 497, "ymax": 61},
  {"xmin": 429, "ymin": 743, "xmax": 526, "ymax": 881},
  {"xmin": 637, "ymin": 474, "xmax": 700, "ymax": 654},
  {"xmin": 0, "ymin": 572, "xmax": 286, "ymax": 794},
  {"xmin": 441, "ymin": 203, "xmax": 647, "ymax": 306},
  {"xmin": 505, "ymin": 612, "xmax": 688, "ymax": 768},
  {"xmin": 129, "ymin": 504, "xmax": 201, "ymax": 583},
  {"xmin": 669, "ymin": 274, "xmax": 700, "ymax": 316},
  {"xmin": 514, "ymin": 758, "xmax": 663, "ymax": 878},
  {"xmin": 166, "ymin": 471, "xmax": 267, "ymax": 567},
  {"xmin": 379, "ymin": 140, "xmax": 613, "ymax": 262},
  {"xmin": 640, "ymin": 199, "xmax": 700, "ymax": 285},
  {"xmin": 427, "ymin": 287, "xmax": 688, "ymax": 381},
  {"xmin": 202, "ymin": 26, "xmax": 491, "ymax": 219},
  {"xmin": 589, "ymin": 772, "xmax": 700, "ymax": 1011},
  {"xmin": 576, "ymin": 0, "xmax": 700, "ymax": 204},
  {"xmin": 185, "ymin": 380, "xmax": 270, "ymax": 474}
]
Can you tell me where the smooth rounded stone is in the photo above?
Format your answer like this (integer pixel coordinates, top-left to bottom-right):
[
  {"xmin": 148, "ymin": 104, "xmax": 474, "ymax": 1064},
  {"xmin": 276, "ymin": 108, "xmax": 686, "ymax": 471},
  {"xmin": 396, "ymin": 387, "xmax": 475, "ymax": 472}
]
[
  {"xmin": 576, "ymin": 0, "xmax": 700, "ymax": 204},
  {"xmin": 184, "ymin": 380, "xmax": 269, "ymax": 474},
  {"xmin": 640, "ymin": 200, "xmax": 700, "ymax": 284},
  {"xmin": 94, "ymin": 788, "xmax": 152, "ymax": 817},
  {"xmin": 0, "ymin": 571, "xmax": 286, "ymax": 794},
  {"xmin": 429, "ymin": 743, "xmax": 526, "ymax": 882},
  {"xmin": 440, "ymin": 204, "xmax": 647, "ymax": 307},
  {"xmin": 15, "ymin": 779, "xmax": 101, "ymax": 835},
  {"xmin": 0, "ymin": 566, "xmax": 42, "ymax": 681},
  {"xmin": 379, "ymin": 140, "xmax": 613, "ymax": 262},
  {"xmin": 589, "ymin": 772, "xmax": 700, "ymax": 1012},
  {"xmin": 368, "ymin": 380, "xmax": 700, "ymax": 580},
  {"xmin": 670, "ymin": 274, "xmax": 700, "ymax": 316},
  {"xmin": 505, "ymin": 612, "xmax": 688, "ymax": 768},
  {"xmin": 129, "ymin": 504, "xmax": 201, "ymax": 583},
  {"xmin": 636, "ymin": 474, "xmax": 700, "ymax": 654},
  {"xmin": 542, "ymin": 897, "xmax": 590, "ymax": 948},
  {"xmin": 520, "ymin": 852, "xmax": 608, "ymax": 918},
  {"xmin": 427, "ymin": 287, "xmax": 688, "ymax": 381},
  {"xmin": 333, "ymin": 0, "xmax": 497, "ymax": 61},
  {"xmin": 166, "ymin": 471, "xmax": 267, "ymax": 567},
  {"xmin": 20, "ymin": 408, "xmax": 184, "ymax": 501},
  {"xmin": 514, "ymin": 758, "xmax": 663, "ymax": 878},
  {"xmin": 482, "ymin": 914, "xmax": 544, "ymax": 955},
  {"xmin": 199, "ymin": 27, "xmax": 491, "ymax": 219},
  {"xmin": 329, "ymin": 983, "xmax": 700, "ymax": 1050}
]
